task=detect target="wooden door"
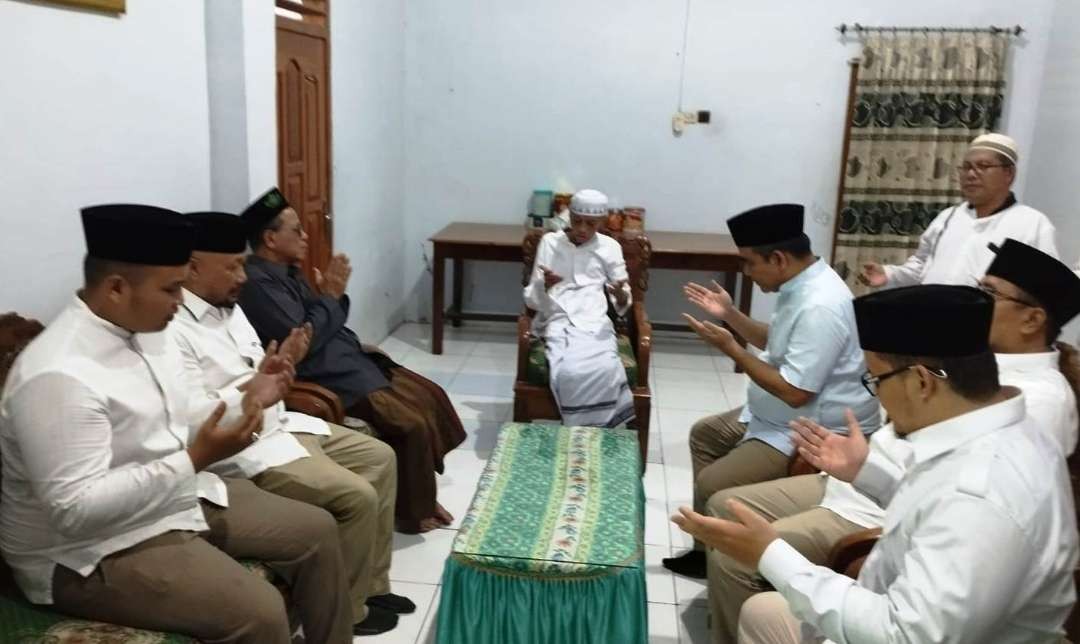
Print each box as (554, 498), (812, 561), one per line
(276, 0), (332, 284)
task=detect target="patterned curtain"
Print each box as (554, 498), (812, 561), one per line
(831, 31), (1012, 295)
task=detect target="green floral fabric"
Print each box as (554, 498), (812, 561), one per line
(452, 423), (643, 574)
(438, 423), (647, 644)
(526, 336), (638, 387)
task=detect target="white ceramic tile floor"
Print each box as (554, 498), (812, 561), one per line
(374, 321), (747, 642)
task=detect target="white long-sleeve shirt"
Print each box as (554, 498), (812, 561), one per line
(884, 199), (1058, 288)
(523, 231), (631, 337)
(760, 391), (1078, 643)
(171, 289), (331, 480)
(820, 349), (1078, 528)
(0, 297), (228, 604)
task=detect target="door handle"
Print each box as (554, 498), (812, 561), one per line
(324, 212), (332, 222)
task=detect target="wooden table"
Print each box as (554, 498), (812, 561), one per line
(429, 222), (750, 354)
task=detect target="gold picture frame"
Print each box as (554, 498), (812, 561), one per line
(46, 0), (125, 13)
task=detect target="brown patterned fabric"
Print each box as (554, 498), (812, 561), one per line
(832, 31), (1011, 295)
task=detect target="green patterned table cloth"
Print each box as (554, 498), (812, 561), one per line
(436, 423), (646, 644)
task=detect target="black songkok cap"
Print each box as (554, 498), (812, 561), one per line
(81, 204), (193, 266)
(240, 187), (290, 236)
(986, 239), (1080, 326)
(854, 285), (993, 357)
(726, 204), (805, 247)
(187, 212), (248, 254)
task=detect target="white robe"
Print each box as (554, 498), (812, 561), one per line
(883, 199), (1058, 288)
(524, 231), (634, 428)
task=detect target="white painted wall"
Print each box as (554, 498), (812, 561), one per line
(205, 0), (277, 212)
(0, 0), (211, 321)
(331, 0), (408, 342)
(1026, 0), (1080, 341)
(401, 0), (1054, 326)
(1027, 0), (1080, 268)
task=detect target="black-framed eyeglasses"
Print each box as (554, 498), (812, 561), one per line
(975, 283), (1039, 308)
(861, 365), (948, 397)
(955, 162), (1010, 176)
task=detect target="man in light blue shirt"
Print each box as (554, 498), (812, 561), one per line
(663, 203), (880, 578)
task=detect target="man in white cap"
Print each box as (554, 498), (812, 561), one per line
(523, 188), (635, 428)
(860, 133), (1059, 288)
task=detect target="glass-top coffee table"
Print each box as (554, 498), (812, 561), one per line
(436, 422), (647, 644)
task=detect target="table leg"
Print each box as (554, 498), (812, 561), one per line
(738, 271), (753, 319)
(432, 244), (445, 355)
(737, 272), (754, 375)
(723, 271), (744, 347)
(452, 257), (464, 328)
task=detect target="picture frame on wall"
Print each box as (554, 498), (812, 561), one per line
(45, 0), (125, 13)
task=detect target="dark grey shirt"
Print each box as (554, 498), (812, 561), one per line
(239, 255), (390, 408)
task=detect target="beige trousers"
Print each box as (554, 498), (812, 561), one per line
(705, 474), (862, 644)
(253, 423), (397, 623)
(52, 478), (353, 644)
(689, 407), (791, 550)
(737, 592), (806, 644)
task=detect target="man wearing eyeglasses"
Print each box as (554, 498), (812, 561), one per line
(859, 133), (1058, 289)
(683, 242), (1080, 644)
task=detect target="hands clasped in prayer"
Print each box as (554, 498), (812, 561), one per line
(315, 253), (352, 299)
(198, 323), (313, 471)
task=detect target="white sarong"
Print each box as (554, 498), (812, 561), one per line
(545, 325), (635, 428)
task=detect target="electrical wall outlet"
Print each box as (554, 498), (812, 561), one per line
(671, 110), (707, 136)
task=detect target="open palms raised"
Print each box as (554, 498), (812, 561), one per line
(790, 409), (869, 482)
(684, 280), (733, 320)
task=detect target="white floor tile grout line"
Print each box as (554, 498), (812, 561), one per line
(411, 584), (441, 644)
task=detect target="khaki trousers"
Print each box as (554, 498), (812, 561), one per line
(689, 407), (790, 549)
(52, 478), (353, 644)
(737, 592), (805, 644)
(706, 475), (862, 644)
(253, 423), (397, 623)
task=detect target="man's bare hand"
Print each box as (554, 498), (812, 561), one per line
(187, 400), (264, 471)
(606, 280), (629, 306)
(540, 265), (563, 290)
(315, 253), (351, 298)
(240, 341), (293, 409)
(671, 501), (778, 570)
(858, 263), (887, 288)
(790, 409), (869, 482)
(279, 323), (313, 364)
(683, 313), (737, 354)
(683, 280), (733, 320)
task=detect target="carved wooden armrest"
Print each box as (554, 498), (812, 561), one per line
(632, 302), (652, 386)
(828, 527), (882, 578)
(360, 343), (390, 359)
(284, 381), (345, 425)
(517, 309), (533, 382)
(787, 453), (820, 477)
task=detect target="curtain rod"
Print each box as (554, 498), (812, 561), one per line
(836, 24), (1023, 36)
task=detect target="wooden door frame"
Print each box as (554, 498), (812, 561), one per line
(275, 0), (334, 256)
(830, 59), (860, 265)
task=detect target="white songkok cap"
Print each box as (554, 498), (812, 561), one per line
(969, 133), (1018, 165)
(569, 189), (609, 217)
